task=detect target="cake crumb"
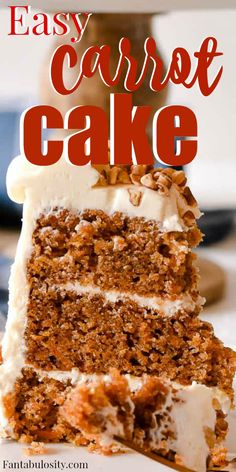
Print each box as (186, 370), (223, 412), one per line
(112, 236), (127, 251)
(211, 445), (228, 467)
(24, 442), (47, 456)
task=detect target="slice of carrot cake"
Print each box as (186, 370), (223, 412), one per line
(0, 157), (235, 472)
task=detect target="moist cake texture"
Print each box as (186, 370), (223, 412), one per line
(0, 157), (235, 472)
(60, 369), (229, 471)
(28, 209), (201, 297)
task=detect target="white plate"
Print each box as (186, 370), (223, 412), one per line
(0, 411), (236, 472)
(0, 441), (173, 472)
(0, 438), (235, 472)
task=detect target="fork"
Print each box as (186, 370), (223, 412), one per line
(114, 436), (235, 472)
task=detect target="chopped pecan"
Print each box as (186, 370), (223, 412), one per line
(140, 173), (158, 190)
(128, 188), (143, 206)
(182, 186), (197, 207)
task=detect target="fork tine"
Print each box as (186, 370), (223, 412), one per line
(208, 469), (229, 471)
(208, 468), (235, 471)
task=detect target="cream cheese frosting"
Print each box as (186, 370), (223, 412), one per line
(7, 155), (201, 231)
(58, 282), (204, 314)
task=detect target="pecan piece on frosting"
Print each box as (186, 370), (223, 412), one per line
(172, 170), (187, 187)
(128, 188), (143, 206)
(162, 167), (175, 176)
(130, 165), (149, 185)
(157, 184), (170, 197)
(130, 174), (142, 186)
(182, 186), (197, 207)
(118, 170), (131, 184)
(93, 164), (198, 214)
(140, 173), (158, 190)
(108, 166), (120, 185)
(131, 165), (148, 176)
(182, 210), (196, 227)
(97, 173), (108, 186)
(155, 172), (172, 189)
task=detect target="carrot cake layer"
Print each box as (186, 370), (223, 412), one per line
(24, 285), (236, 398)
(27, 208), (202, 298)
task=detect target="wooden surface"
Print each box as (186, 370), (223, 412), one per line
(0, 229), (19, 259)
(198, 257), (226, 306)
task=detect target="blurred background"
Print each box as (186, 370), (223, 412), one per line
(0, 5), (235, 352)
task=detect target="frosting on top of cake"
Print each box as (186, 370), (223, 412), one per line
(7, 155), (201, 232)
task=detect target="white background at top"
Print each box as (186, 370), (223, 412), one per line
(0, 7), (236, 208)
(1, 0), (236, 11)
(153, 11), (236, 209)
